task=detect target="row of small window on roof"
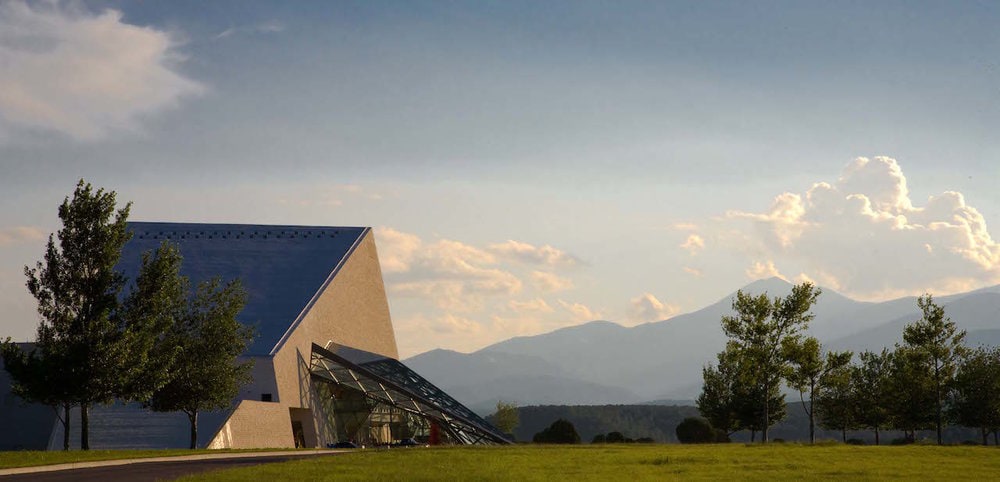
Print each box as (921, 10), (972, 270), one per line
(134, 230), (341, 240)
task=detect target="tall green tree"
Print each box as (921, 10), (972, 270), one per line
(783, 336), (852, 443)
(146, 278), (255, 449)
(492, 400), (520, 436)
(719, 282), (821, 442)
(902, 295), (967, 444)
(951, 346), (1000, 445)
(23, 180), (132, 450)
(886, 346), (936, 441)
(116, 242), (188, 402)
(851, 349), (892, 445)
(814, 352), (855, 442)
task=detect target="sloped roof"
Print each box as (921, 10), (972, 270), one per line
(118, 222), (368, 356)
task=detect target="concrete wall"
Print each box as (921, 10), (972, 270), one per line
(211, 229), (399, 449)
(207, 400), (293, 449)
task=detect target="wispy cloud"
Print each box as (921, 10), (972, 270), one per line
(214, 20), (285, 40)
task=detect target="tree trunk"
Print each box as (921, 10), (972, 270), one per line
(763, 382), (770, 443)
(62, 403), (71, 451)
(874, 425), (879, 446)
(842, 427), (846, 443)
(188, 411), (198, 449)
(81, 403), (90, 451)
(983, 427), (989, 446)
(750, 430), (756, 443)
(994, 430), (998, 446)
(935, 364), (943, 445)
(808, 380), (815, 444)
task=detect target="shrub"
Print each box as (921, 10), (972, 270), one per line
(533, 419), (581, 444)
(675, 417), (716, 444)
(635, 437), (655, 444)
(591, 434), (606, 444)
(606, 431), (626, 444)
(714, 429), (731, 443)
(846, 438), (866, 446)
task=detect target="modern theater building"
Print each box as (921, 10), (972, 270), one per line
(0, 222), (508, 450)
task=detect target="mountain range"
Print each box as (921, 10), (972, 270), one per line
(404, 277), (1000, 414)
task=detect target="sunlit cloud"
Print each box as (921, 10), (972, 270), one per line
(626, 293), (680, 325)
(0, 1), (203, 141)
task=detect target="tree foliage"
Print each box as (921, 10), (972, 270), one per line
(951, 346), (1000, 445)
(492, 400), (520, 436)
(532, 419), (581, 444)
(146, 277), (254, 449)
(901, 295), (967, 444)
(814, 351), (855, 442)
(783, 337), (851, 443)
(851, 349), (892, 445)
(713, 282), (820, 442)
(21, 180), (132, 450)
(675, 417), (717, 444)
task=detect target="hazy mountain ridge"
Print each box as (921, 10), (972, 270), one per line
(404, 278), (1000, 411)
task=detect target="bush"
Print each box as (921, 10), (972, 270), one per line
(675, 417), (716, 444)
(890, 437), (913, 446)
(606, 431), (626, 444)
(714, 429), (731, 443)
(591, 434), (606, 444)
(533, 419), (581, 444)
(635, 437), (655, 444)
(846, 438), (866, 446)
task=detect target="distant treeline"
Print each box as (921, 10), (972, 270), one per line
(507, 403), (986, 444)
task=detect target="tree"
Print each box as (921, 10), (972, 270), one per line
(116, 242), (189, 404)
(783, 337), (852, 444)
(902, 295), (967, 444)
(676, 417), (716, 444)
(0, 340), (76, 450)
(605, 431), (626, 443)
(718, 282), (821, 442)
(814, 352), (855, 442)
(492, 400), (520, 436)
(851, 349), (892, 445)
(951, 346), (1000, 445)
(146, 278), (255, 449)
(886, 346), (936, 441)
(23, 180), (132, 450)
(532, 419), (580, 444)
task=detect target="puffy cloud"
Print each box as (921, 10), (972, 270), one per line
(745, 260), (786, 281)
(557, 299), (602, 322)
(508, 298), (554, 314)
(530, 270), (574, 292)
(0, 226), (45, 246)
(721, 156), (1000, 299)
(487, 240), (580, 268)
(375, 227), (421, 273)
(680, 234), (705, 255)
(0, 2), (203, 141)
(627, 293), (680, 325)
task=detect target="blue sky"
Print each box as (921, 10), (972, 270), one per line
(2, 1), (999, 356)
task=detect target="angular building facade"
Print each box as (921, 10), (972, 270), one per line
(1, 222), (508, 449)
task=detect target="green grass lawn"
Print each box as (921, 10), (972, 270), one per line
(0, 448), (300, 470)
(176, 444), (1000, 481)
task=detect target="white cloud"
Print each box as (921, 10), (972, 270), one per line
(530, 270), (574, 292)
(680, 234), (705, 255)
(0, 226), (46, 246)
(682, 266), (703, 277)
(627, 293), (680, 325)
(557, 299), (602, 322)
(720, 156), (1000, 299)
(487, 240), (580, 268)
(745, 260), (786, 281)
(0, 1), (203, 141)
(508, 297), (554, 314)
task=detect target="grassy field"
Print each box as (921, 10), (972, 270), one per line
(0, 448), (299, 469)
(176, 444), (1000, 481)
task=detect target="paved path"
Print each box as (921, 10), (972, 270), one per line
(0, 450), (346, 482)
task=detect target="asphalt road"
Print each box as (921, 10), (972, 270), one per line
(1, 453), (342, 482)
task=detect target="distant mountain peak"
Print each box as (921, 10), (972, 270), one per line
(741, 276), (793, 293)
